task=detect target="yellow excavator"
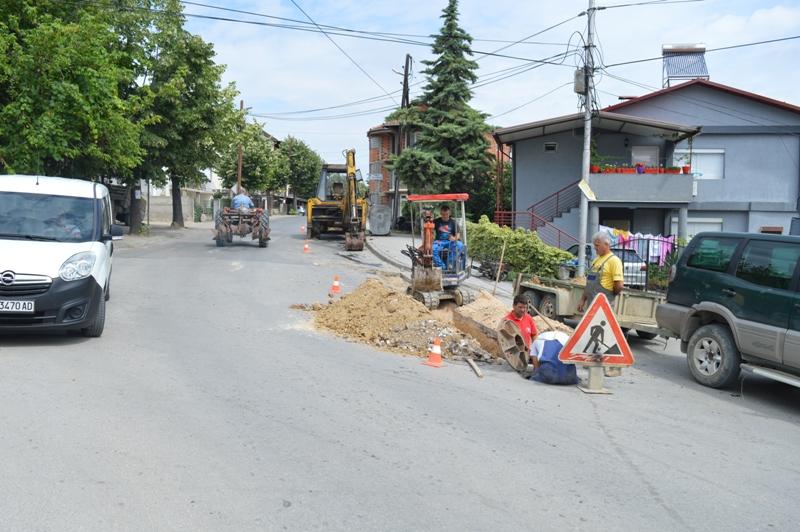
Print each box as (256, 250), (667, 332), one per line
(306, 149), (367, 251)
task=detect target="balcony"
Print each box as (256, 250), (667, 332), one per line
(587, 172), (693, 203)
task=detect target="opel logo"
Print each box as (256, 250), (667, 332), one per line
(0, 271), (15, 286)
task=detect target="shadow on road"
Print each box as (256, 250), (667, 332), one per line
(632, 337), (800, 418)
(0, 332), (92, 348)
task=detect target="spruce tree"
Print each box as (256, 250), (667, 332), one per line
(391, 0), (493, 219)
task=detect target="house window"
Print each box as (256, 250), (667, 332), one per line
(368, 162), (383, 181)
(631, 146), (659, 167)
(409, 131), (418, 147)
(544, 142), (558, 152)
(674, 149), (724, 179)
(369, 136), (381, 149)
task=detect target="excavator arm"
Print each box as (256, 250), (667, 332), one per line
(343, 149), (366, 251)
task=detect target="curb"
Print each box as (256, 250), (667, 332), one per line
(365, 238), (411, 272)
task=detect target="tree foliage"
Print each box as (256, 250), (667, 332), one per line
(390, 0), (494, 220)
(217, 122), (286, 194)
(0, 4), (143, 176)
(278, 136), (323, 206)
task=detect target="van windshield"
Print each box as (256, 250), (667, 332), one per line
(0, 192), (97, 243)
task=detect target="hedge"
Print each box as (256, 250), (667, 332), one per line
(466, 215), (573, 277)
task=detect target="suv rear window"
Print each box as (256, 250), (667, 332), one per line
(736, 240), (800, 290)
(686, 237), (740, 272)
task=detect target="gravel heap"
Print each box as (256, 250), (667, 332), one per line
(311, 277), (492, 361)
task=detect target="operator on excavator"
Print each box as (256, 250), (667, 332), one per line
(432, 204), (465, 270)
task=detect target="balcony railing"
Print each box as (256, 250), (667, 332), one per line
(494, 210), (578, 249)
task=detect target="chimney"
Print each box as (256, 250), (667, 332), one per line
(662, 43), (709, 88)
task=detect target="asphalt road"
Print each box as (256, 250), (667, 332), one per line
(1, 216), (799, 531)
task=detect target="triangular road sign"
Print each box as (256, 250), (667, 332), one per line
(558, 293), (634, 366)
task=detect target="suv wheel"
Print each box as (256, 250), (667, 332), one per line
(686, 324), (741, 388)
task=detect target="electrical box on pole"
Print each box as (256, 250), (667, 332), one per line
(574, 68), (586, 94)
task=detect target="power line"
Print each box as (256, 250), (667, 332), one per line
(601, 0), (706, 8)
(254, 48), (579, 118)
(604, 34), (800, 68)
(180, 1), (569, 46)
(475, 14), (583, 59)
(490, 82), (573, 119)
(289, 0), (398, 105)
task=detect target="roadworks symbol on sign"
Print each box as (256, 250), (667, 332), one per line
(558, 293), (635, 366)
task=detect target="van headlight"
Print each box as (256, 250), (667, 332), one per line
(59, 252), (96, 281)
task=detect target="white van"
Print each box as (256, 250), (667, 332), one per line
(0, 175), (123, 337)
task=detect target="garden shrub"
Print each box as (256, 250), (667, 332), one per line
(466, 216), (573, 277)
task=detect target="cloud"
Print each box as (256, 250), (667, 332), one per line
(184, 0), (800, 172)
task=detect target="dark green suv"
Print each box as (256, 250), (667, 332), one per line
(656, 232), (800, 388)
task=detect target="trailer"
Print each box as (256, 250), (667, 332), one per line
(214, 207), (270, 248)
(512, 275), (671, 339)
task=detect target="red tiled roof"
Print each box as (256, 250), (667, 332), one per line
(602, 79), (800, 115)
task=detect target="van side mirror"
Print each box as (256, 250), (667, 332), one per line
(109, 224), (124, 241)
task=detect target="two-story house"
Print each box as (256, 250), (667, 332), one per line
(494, 72), (800, 248)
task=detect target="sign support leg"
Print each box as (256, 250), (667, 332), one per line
(578, 363), (612, 394)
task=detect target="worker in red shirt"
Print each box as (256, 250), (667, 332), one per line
(504, 295), (539, 349)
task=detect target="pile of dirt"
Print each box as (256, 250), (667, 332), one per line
(311, 277), (492, 361)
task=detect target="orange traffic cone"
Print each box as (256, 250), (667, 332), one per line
(423, 337), (444, 368)
(303, 241), (310, 253)
(330, 275), (341, 295)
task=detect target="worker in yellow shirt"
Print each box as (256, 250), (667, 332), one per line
(577, 231), (624, 312)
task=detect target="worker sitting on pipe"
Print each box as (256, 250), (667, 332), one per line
(432, 204), (465, 271)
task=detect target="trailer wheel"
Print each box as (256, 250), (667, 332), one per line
(538, 294), (557, 319)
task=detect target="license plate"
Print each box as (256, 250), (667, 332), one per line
(0, 300), (35, 313)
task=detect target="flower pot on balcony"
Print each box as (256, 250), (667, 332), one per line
(666, 167), (680, 174)
(658, 168), (665, 174)
(590, 164), (601, 173)
(635, 165), (645, 174)
(644, 167), (658, 174)
(621, 167), (635, 174)
(682, 165), (692, 174)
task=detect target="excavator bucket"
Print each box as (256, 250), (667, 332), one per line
(345, 231), (365, 251)
(411, 266), (443, 292)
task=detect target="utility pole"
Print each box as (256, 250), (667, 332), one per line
(392, 54), (412, 229)
(577, 1), (597, 278)
(236, 99), (244, 194)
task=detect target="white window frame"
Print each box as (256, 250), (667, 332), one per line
(674, 149), (725, 180)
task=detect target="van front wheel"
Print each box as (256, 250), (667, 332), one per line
(82, 292), (106, 338)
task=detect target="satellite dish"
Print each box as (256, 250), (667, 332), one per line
(369, 205), (392, 236)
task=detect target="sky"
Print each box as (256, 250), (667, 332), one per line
(183, 0), (800, 172)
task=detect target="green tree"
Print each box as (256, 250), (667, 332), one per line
(0, 5), (143, 177)
(279, 136), (323, 210)
(141, 24), (233, 227)
(217, 121), (287, 195)
(389, 0), (494, 220)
